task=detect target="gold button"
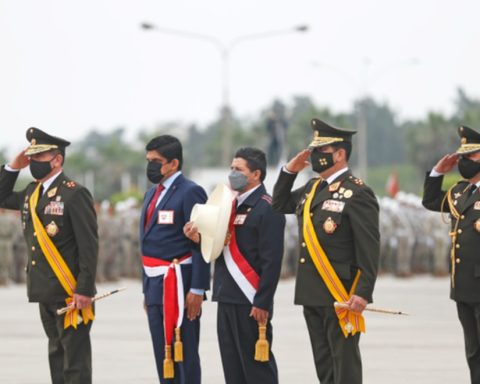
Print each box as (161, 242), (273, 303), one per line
(458, 229), (463, 234)
(24, 267), (27, 272)
(461, 215), (465, 219)
(301, 242), (306, 247)
(33, 232), (37, 237)
(456, 258), (461, 264)
(300, 258), (306, 264)
(456, 244), (460, 249)
(31, 260), (36, 266)
(310, 213), (313, 217)
(31, 246), (35, 251)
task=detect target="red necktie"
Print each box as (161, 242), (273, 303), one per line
(144, 184), (165, 229)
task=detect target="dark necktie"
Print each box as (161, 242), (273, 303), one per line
(318, 180), (328, 191)
(144, 184), (165, 228)
(39, 183), (44, 198)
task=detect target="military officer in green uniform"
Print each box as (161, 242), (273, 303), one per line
(422, 125), (480, 384)
(272, 119), (380, 384)
(0, 128), (98, 384)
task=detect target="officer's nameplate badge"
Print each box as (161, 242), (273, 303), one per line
(44, 202), (64, 216)
(323, 217), (337, 234)
(234, 214), (247, 225)
(322, 199), (345, 213)
(158, 210), (174, 224)
(474, 201), (480, 210)
(46, 221), (59, 237)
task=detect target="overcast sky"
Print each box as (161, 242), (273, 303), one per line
(1, 0), (478, 158)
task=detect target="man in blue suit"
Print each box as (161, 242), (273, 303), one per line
(140, 135), (209, 383)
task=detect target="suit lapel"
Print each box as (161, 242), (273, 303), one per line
(144, 174), (184, 234)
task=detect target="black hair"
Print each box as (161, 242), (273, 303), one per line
(49, 148), (65, 165)
(145, 135), (183, 170)
(234, 147), (267, 182)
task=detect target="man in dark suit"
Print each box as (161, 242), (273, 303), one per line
(272, 119), (379, 384)
(185, 147), (285, 384)
(141, 135), (209, 383)
(0, 128), (98, 384)
(422, 125), (480, 383)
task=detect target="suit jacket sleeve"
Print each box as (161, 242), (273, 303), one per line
(69, 187), (98, 296)
(253, 207), (286, 310)
(272, 168), (306, 214)
(348, 187), (380, 302)
(0, 166), (24, 210)
(422, 172), (448, 212)
(182, 184), (210, 291)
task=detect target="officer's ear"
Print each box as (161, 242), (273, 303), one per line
(169, 158), (180, 172)
(334, 147), (347, 163)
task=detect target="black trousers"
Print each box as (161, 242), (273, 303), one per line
(39, 302), (93, 384)
(303, 305), (362, 384)
(217, 303), (278, 384)
(146, 304), (202, 384)
(456, 301), (480, 384)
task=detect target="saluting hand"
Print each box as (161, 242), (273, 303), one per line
(9, 149), (30, 170)
(183, 222), (200, 244)
(285, 149), (312, 173)
(433, 154), (460, 174)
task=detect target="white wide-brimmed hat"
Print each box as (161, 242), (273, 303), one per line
(190, 183), (235, 263)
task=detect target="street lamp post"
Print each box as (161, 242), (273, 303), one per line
(141, 23), (308, 165)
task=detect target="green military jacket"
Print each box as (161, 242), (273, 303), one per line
(0, 166), (98, 303)
(422, 173), (480, 303)
(272, 168), (380, 307)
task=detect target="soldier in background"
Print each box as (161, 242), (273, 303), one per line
(0, 208), (15, 285)
(11, 210), (27, 283)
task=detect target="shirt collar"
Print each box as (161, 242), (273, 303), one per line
(41, 170), (62, 194)
(325, 167), (349, 184)
(237, 184), (261, 207)
(161, 171), (181, 191)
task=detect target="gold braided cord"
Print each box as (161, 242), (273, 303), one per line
(456, 143), (480, 154)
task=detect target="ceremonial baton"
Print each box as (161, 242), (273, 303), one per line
(56, 287), (127, 315)
(334, 301), (409, 316)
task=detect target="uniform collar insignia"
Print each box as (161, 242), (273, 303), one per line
(329, 181), (341, 192)
(47, 187), (58, 198)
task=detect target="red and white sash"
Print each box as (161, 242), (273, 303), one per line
(142, 254), (192, 347)
(223, 201), (260, 304)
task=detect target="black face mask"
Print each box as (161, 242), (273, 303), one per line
(146, 161), (164, 184)
(310, 150), (335, 173)
(458, 156), (480, 179)
(29, 159), (53, 180)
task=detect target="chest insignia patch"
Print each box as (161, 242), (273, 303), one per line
(234, 214), (247, 225)
(44, 202), (65, 216)
(323, 217), (337, 234)
(45, 221), (59, 237)
(322, 199), (345, 213)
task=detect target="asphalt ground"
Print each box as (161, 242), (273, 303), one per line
(0, 276), (469, 383)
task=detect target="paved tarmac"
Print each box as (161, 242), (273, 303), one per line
(0, 276), (470, 383)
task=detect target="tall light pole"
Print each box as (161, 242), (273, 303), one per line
(313, 58), (418, 181)
(141, 22), (309, 165)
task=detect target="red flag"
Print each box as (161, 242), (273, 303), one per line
(385, 169), (399, 198)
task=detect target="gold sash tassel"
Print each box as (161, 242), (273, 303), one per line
(29, 183), (94, 329)
(303, 179), (365, 337)
(254, 324), (270, 362)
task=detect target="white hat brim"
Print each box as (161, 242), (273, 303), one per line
(190, 184), (234, 263)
